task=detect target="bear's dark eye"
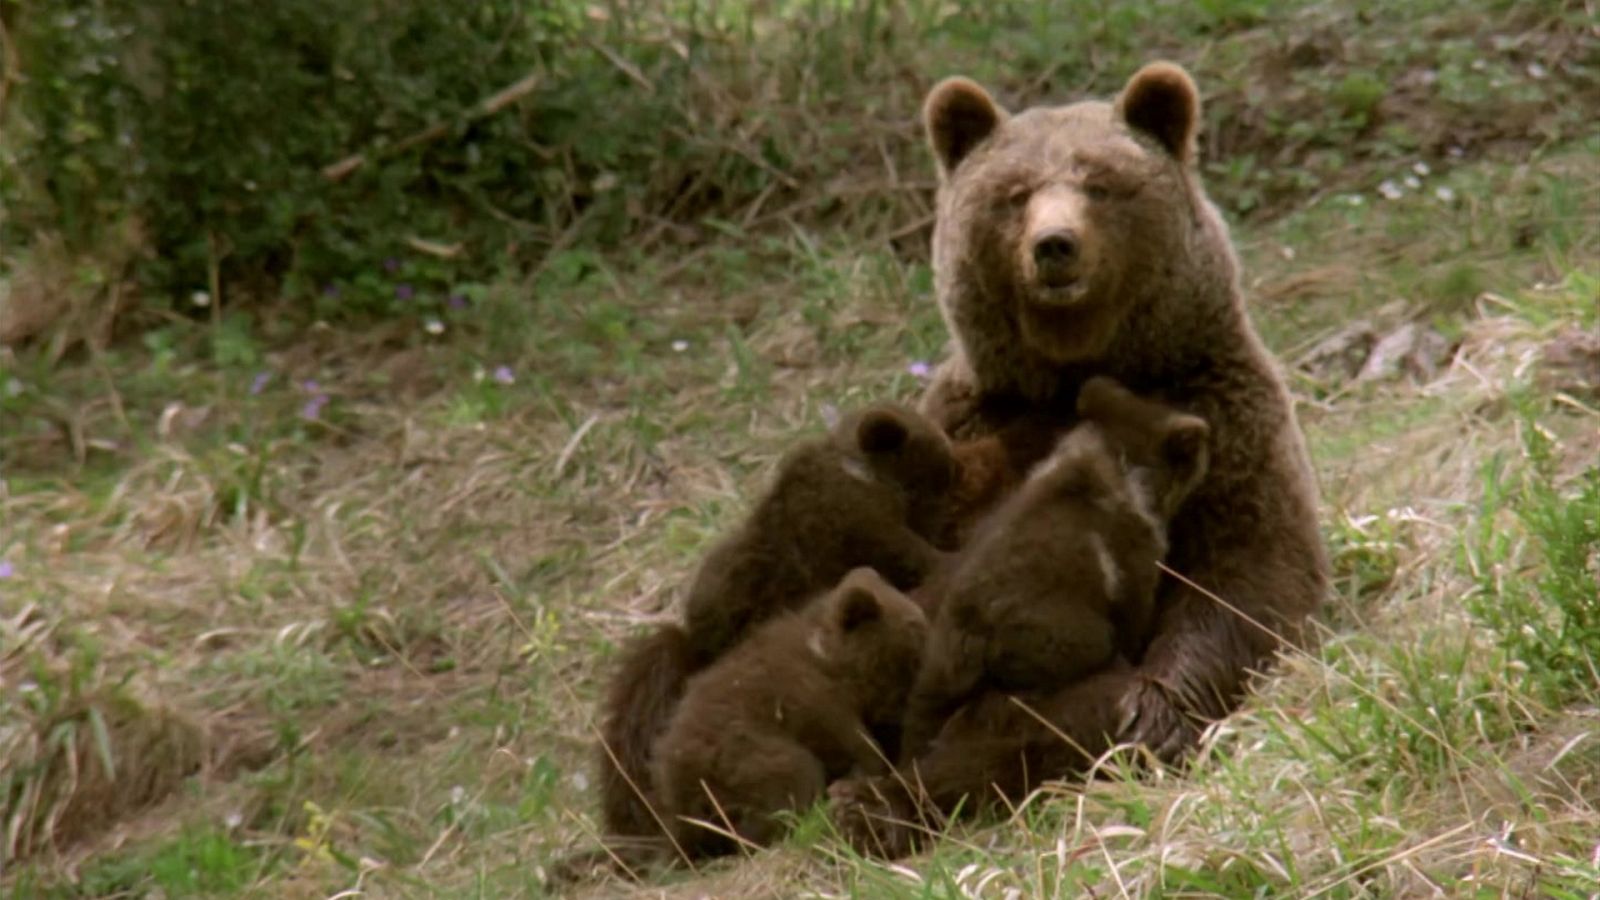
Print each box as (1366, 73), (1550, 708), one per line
(1004, 185), (1032, 209)
(1083, 183), (1113, 202)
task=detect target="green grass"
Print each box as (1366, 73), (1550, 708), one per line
(4, 1), (1600, 897)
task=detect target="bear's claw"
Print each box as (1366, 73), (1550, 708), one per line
(827, 775), (935, 859)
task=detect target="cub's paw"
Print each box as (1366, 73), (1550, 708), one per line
(827, 776), (932, 859)
(1116, 674), (1202, 767)
(917, 356), (983, 437)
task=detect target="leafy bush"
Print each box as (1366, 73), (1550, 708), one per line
(2, 0), (1297, 324)
(1468, 415), (1600, 705)
(7, 1), (602, 316)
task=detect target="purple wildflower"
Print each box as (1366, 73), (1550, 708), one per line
(492, 365), (515, 385)
(323, 283), (341, 298)
(907, 360), (932, 379)
(383, 257), (401, 274)
(447, 293), (469, 311)
(249, 372), (272, 395)
(395, 283), (415, 301)
(301, 379), (321, 393)
(301, 394), (329, 421)
(0, 561), (13, 579)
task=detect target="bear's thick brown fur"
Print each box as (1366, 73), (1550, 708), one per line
(595, 624), (697, 841)
(594, 403), (957, 844)
(682, 402), (957, 664)
(900, 377), (1209, 760)
(652, 567), (928, 860)
(940, 410), (1072, 549)
(831, 61), (1328, 854)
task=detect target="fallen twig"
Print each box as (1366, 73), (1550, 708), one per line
(321, 71), (543, 183)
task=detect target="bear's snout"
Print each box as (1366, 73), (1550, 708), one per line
(1020, 186), (1095, 304)
(1031, 230), (1080, 286)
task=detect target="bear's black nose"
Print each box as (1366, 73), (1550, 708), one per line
(1032, 231), (1079, 268)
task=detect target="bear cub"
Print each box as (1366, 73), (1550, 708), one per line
(901, 377), (1209, 759)
(595, 402), (957, 844)
(652, 567), (928, 859)
(681, 402), (957, 665)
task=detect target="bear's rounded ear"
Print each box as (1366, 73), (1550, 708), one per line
(1116, 61), (1201, 164)
(1160, 416), (1210, 476)
(857, 409), (910, 455)
(924, 77), (1005, 177)
(836, 585), (882, 633)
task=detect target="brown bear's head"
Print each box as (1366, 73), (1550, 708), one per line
(923, 62), (1207, 374)
(813, 567), (929, 721)
(1076, 375), (1210, 520)
(841, 403), (961, 539)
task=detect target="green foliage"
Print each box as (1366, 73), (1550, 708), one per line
(68, 827), (265, 897)
(4, 0), (673, 316)
(1468, 412), (1600, 705)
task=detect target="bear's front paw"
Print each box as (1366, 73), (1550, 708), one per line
(917, 357), (983, 437)
(1116, 674), (1201, 766)
(827, 775), (934, 859)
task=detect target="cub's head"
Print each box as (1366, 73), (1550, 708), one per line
(839, 403), (960, 535)
(924, 62), (1203, 365)
(1076, 376), (1210, 520)
(813, 568), (928, 718)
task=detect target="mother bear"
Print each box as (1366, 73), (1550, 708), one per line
(831, 61), (1328, 854)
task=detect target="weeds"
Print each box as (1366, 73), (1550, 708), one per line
(1468, 409), (1600, 707)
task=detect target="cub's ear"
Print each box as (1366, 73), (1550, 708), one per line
(836, 585), (883, 633)
(1075, 375), (1131, 420)
(1116, 61), (1201, 164)
(1160, 416), (1211, 478)
(1037, 429), (1104, 499)
(856, 408), (911, 455)
(924, 77), (1005, 177)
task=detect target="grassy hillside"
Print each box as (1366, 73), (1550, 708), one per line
(2, 1), (1597, 896)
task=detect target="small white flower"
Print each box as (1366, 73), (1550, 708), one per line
(571, 771), (590, 791)
(191, 290), (211, 308)
(593, 172), (619, 192)
(224, 811), (243, 830)
(1412, 161), (1431, 177)
(4, 378), (22, 397)
(1435, 186), (1456, 203)
(671, 339), (689, 352)
(1343, 193), (1366, 207)
(1527, 62), (1548, 80)
(424, 317), (445, 335)
(450, 785), (466, 805)
(1377, 180), (1403, 200)
(1403, 175), (1422, 190)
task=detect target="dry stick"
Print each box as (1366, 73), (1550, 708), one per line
(587, 38), (654, 94)
(689, 779), (767, 858)
(321, 71), (544, 183)
(0, 10), (18, 125)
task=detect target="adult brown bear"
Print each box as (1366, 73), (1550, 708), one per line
(830, 61), (1328, 856)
